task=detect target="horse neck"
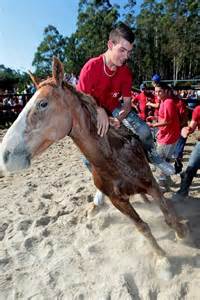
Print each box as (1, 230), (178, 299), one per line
(63, 87), (108, 165)
(63, 88), (95, 141)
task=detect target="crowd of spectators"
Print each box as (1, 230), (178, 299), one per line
(131, 85), (200, 123)
(130, 75), (200, 195)
(0, 72), (80, 128)
(0, 84), (36, 127)
(64, 73), (78, 86)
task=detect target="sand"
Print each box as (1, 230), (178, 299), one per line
(0, 128), (200, 300)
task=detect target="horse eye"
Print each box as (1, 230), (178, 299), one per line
(38, 100), (48, 110)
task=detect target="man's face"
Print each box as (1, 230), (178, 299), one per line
(155, 87), (166, 101)
(108, 37), (133, 67)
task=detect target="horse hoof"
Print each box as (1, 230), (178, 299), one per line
(156, 257), (173, 280)
(175, 227), (193, 247)
(175, 222), (189, 241)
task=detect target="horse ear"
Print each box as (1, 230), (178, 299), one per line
(52, 57), (64, 86)
(28, 70), (39, 89)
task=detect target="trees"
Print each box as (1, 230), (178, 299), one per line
(32, 25), (66, 77)
(0, 65), (34, 92)
(70, 0), (119, 73)
(32, 1), (119, 76)
(0, 65), (20, 91)
(135, 0), (200, 82)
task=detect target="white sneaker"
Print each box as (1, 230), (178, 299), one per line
(93, 190), (105, 206)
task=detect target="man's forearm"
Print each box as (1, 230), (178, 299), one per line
(152, 121), (169, 128)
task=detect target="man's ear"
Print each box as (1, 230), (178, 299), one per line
(108, 40), (113, 50)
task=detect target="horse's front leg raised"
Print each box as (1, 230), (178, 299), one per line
(109, 195), (165, 257)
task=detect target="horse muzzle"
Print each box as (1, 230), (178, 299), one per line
(0, 144), (31, 173)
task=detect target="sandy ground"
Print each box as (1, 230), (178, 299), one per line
(0, 128), (200, 300)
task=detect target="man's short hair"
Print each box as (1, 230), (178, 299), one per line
(155, 82), (171, 91)
(109, 23), (135, 44)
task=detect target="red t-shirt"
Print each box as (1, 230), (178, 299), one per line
(76, 55), (132, 113)
(173, 96), (188, 127)
(133, 91), (147, 120)
(192, 105), (200, 129)
(157, 98), (180, 145)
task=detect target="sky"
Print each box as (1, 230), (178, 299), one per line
(0, 0), (142, 72)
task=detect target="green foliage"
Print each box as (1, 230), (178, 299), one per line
(123, 0), (136, 27)
(134, 0), (200, 82)
(0, 65), (31, 93)
(32, 25), (66, 76)
(0, 65), (33, 92)
(0, 65), (20, 90)
(70, 0), (119, 73)
(0, 65), (19, 81)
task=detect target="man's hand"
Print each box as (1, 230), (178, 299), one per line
(146, 116), (156, 122)
(117, 97), (131, 122)
(147, 122), (154, 128)
(109, 117), (120, 129)
(181, 126), (190, 138)
(96, 107), (109, 137)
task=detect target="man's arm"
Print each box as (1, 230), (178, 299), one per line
(146, 101), (159, 109)
(148, 99), (172, 128)
(148, 119), (170, 128)
(96, 107), (110, 137)
(181, 120), (197, 138)
(77, 62), (109, 137)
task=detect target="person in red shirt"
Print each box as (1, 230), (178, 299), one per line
(147, 82), (181, 186)
(132, 83), (148, 120)
(146, 74), (161, 118)
(146, 94), (160, 118)
(175, 105), (200, 199)
(77, 24), (174, 204)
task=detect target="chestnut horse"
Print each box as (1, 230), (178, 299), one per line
(0, 58), (187, 257)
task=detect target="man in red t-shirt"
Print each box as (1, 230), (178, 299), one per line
(175, 105), (200, 199)
(77, 24), (174, 204)
(146, 94), (160, 118)
(132, 83), (151, 121)
(147, 82), (180, 186)
(77, 30), (134, 138)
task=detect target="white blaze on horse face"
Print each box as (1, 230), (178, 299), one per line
(0, 90), (42, 172)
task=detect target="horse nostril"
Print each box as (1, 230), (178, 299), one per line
(3, 150), (10, 164)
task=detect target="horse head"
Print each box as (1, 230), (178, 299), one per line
(0, 57), (73, 173)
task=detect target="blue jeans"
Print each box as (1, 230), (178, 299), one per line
(188, 141), (200, 169)
(173, 136), (187, 159)
(112, 107), (162, 164)
(112, 107), (154, 152)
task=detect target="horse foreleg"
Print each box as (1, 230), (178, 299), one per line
(148, 186), (188, 239)
(109, 196), (165, 257)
